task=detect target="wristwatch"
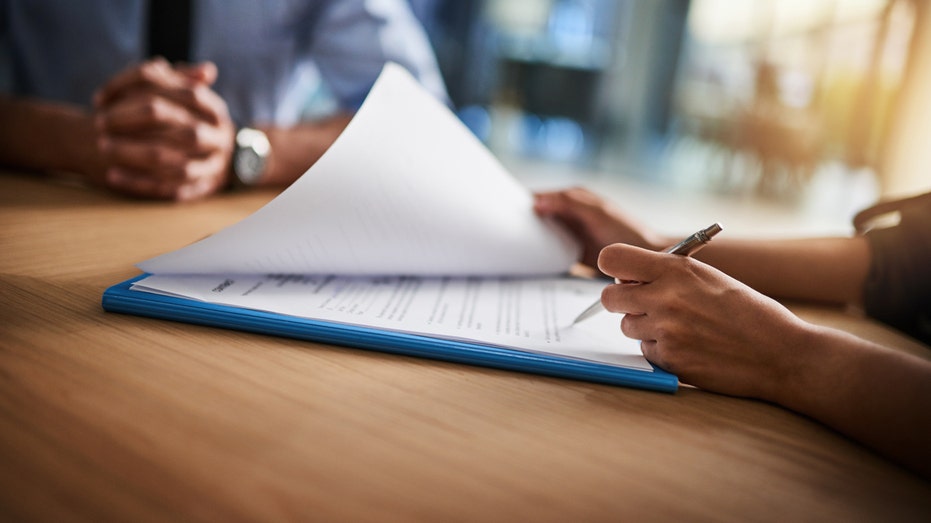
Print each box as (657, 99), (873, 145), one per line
(231, 127), (271, 186)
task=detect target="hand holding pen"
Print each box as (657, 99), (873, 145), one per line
(572, 223), (723, 324)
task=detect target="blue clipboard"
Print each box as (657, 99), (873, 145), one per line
(102, 274), (678, 393)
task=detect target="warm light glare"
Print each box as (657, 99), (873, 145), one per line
(676, 0), (927, 198)
(689, 0), (888, 44)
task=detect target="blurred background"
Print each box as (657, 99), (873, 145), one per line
(389, 0), (931, 235)
(5, 0), (926, 235)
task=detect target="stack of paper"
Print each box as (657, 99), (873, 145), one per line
(104, 64), (676, 392)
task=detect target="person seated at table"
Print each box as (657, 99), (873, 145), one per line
(0, 0), (447, 201)
(534, 187), (931, 478)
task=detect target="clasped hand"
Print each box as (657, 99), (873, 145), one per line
(93, 58), (236, 201)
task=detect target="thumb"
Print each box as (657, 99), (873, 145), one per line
(176, 61), (218, 85)
(597, 243), (665, 283)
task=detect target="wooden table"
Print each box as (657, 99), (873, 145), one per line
(2, 172), (929, 521)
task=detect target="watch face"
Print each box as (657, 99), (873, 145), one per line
(234, 148), (265, 183)
(234, 128), (270, 185)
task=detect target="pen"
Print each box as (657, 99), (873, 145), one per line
(571, 222), (723, 325)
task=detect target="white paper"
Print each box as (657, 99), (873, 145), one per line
(128, 64), (646, 373)
(138, 63), (579, 276)
(132, 273), (651, 371)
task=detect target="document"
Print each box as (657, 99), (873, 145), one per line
(138, 63), (579, 277)
(111, 63), (664, 386)
(132, 273), (651, 371)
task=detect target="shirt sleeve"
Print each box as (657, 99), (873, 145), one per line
(0, 0), (11, 94)
(306, 0), (448, 110)
(863, 196), (931, 344)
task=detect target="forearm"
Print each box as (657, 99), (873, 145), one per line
(0, 96), (106, 179)
(776, 323), (931, 478)
(256, 113), (352, 186)
(691, 237), (871, 305)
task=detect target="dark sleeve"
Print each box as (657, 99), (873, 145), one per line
(863, 199), (931, 345)
(0, 0), (10, 94)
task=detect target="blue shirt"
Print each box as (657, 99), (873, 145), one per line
(0, 0), (448, 126)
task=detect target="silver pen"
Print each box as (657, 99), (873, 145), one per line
(571, 223), (723, 325)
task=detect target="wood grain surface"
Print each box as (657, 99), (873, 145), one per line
(1, 172), (929, 522)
